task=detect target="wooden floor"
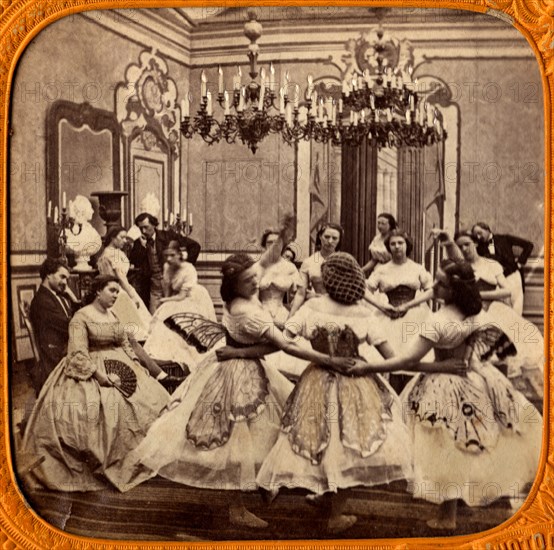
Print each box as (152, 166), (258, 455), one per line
(22, 478), (518, 542)
(9, 362), (529, 543)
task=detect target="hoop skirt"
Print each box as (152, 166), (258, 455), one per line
(108, 302), (294, 492)
(400, 305), (542, 506)
(257, 296), (413, 495)
(20, 309), (170, 492)
(143, 263), (218, 369)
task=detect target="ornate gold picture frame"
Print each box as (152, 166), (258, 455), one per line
(1, 0), (552, 548)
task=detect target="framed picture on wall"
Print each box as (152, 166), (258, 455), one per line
(2, 2), (551, 549)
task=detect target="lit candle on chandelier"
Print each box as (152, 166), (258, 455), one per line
(224, 91), (230, 115)
(233, 66), (242, 91)
(306, 74), (314, 100)
(282, 71), (289, 93)
(201, 70), (207, 99)
(206, 91), (213, 116)
(269, 63), (275, 92)
(409, 94), (415, 111)
(188, 212), (193, 227)
(293, 84), (299, 109)
(258, 81), (265, 111)
(180, 98), (189, 120)
(62, 192), (66, 209)
(331, 100), (337, 126)
(165, 208), (169, 222)
(47, 200), (52, 218)
(285, 102), (293, 126)
(53, 206), (59, 224)
(318, 98), (324, 121)
(176, 201), (181, 216)
(218, 65), (224, 95)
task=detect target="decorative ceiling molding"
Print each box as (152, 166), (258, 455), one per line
(81, 9), (192, 66)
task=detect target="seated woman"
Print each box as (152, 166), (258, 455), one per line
(97, 226), (152, 341)
(364, 230), (434, 392)
(19, 275), (170, 492)
(347, 260), (542, 529)
(433, 229), (544, 403)
(143, 240), (217, 370)
(361, 212), (397, 276)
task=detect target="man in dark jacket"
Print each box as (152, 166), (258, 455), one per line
(129, 212), (201, 313)
(472, 222), (534, 315)
(29, 258), (80, 393)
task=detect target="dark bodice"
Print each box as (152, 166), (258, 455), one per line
(385, 285), (417, 306)
(310, 326), (360, 358)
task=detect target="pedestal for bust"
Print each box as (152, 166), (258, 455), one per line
(91, 190), (128, 233)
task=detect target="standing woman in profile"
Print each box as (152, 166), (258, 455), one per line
(97, 226), (152, 341)
(289, 222), (344, 316)
(361, 212), (397, 276)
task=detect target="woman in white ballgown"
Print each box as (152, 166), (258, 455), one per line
(289, 223), (344, 316)
(347, 259), (542, 530)
(255, 253), (467, 533)
(434, 229), (544, 402)
(143, 240), (216, 370)
(110, 254), (362, 530)
(364, 230), (434, 392)
(97, 226), (152, 341)
(256, 217), (309, 379)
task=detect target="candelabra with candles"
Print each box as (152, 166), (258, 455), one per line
(170, 213), (193, 237)
(180, 9), (446, 153)
(163, 209), (194, 237)
(46, 194), (74, 262)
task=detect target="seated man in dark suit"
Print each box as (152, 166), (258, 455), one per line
(129, 212), (201, 314)
(29, 258), (81, 393)
(472, 221), (534, 315)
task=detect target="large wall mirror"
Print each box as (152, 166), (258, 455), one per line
(46, 100), (121, 238)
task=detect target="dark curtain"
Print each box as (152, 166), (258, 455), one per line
(340, 141), (378, 266)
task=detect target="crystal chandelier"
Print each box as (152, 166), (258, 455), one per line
(180, 9), (447, 153)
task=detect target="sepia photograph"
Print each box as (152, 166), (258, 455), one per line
(6, 3), (547, 544)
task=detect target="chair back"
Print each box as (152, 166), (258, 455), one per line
(19, 299), (41, 363)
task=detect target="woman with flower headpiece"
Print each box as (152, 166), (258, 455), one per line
(20, 275), (170, 492)
(343, 259), (542, 530)
(109, 253), (365, 530)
